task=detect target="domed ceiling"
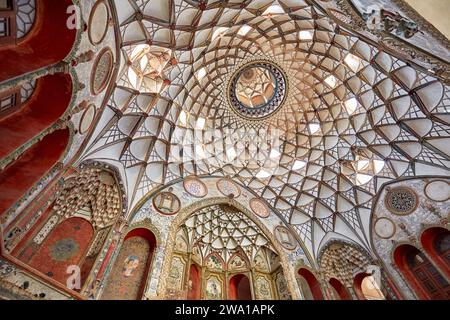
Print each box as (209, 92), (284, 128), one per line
(81, 0), (450, 261)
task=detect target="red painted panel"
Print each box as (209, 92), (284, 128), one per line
(0, 73), (72, 159)
(0, 0), (77, 82)
(0, 128), (69, 215)
(27, 217), (94, 286)
(187, 264), (201, 300)
(101, 229), (156, 300)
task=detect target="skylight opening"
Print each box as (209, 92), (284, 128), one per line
(344, 53), (362, 72)
(324, 75), (337, 88)
(238, 24), (252, 36)
(344, 97), (358, 115)
(299, 30), (313, 41)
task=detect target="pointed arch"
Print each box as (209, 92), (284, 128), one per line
(0, 128), (70, 216)
(298, 268), (324, 300)
(101, 228), (157, 300)
(394, 244), (450, 300)
(0, 73), (73, 159)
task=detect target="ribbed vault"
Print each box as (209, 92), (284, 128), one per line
(81, 0), (450, 262)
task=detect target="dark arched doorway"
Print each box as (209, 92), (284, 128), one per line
(228, 274), (252, 300)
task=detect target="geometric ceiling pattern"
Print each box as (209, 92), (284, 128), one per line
(82, 0), (450, 262)
(177, 204), (273, 264)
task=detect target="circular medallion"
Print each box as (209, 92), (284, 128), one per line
(216, 178), (241, 198)
(91, 47), (114, 95)
(88, 0), (110, 45)
(79, 104), (96, 134)
(152, 189), (181, 215)
(50, 238), (79, 262)
(385, 187), (419, 215)
(227, 61), (288, 120)
(374, 217), (396, 239)
(183, 176), (208, 198)
(274, 226), (297, 250)
(424, 180), (450, 202)
(250, 198), (270, 218)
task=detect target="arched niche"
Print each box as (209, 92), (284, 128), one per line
(297, 268), (324, 300)
(0, 0), (77, 82)
(101, 228), (157, 300)
(187, 263), (201, 300)
(0, 128), (70, 216)
(129, 176), (304, 300)
(0, 73), (73, 159)
(354, 272), (385, 300)
(329, 278), (351, 300)
(27, 216), (94, 285)
(421, 227), (450, 278)
(12, 166), (125, 292)
(229, 274), (252, 300)
(393, 244), (450, 300)
(163, 202), (293, 300)
(318, 240), (373, 300)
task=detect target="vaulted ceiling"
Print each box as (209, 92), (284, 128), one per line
(81, 0), (450, 261)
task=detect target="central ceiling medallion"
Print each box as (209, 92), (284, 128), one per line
(228, 61), (287, 120)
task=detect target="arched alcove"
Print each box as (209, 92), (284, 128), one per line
(354, 272), (385, 300)
(0, 0), (76, 82)
(101, 228), (157, 300)
(229, 274), (252, 300)
(394, 244), (450, 300)
(11, 166), (125, 293)
(164, 203), (291, 300)
(421, 227), (450, 278)
(0, 128), (70, 216)
(298, 268), (324, 300)
(0, 73), (72, 159)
